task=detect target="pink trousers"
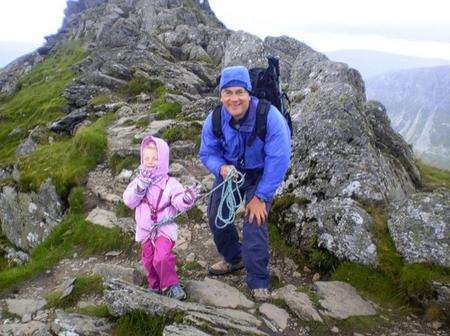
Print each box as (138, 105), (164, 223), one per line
(141, 236), (179, 291)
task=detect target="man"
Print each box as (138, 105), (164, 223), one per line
(199, 65), (291, 301)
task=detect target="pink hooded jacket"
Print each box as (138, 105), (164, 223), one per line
(123, 136), (194, 243)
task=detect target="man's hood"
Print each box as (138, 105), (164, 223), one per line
(140, 135), (170, 180)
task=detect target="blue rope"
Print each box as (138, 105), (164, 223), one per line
(215, 168), (245, 229)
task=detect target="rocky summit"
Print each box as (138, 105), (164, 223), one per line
(0, 0), (449, 335)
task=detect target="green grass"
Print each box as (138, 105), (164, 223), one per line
(0, 42), (85, 167)
(400, 264), (450, 305)
(68, 186), (86, 214)
(150, 98), (182, 120)
(186, 206), (203, 222)
(119, 78), (165, 97)
(45, 275), (104, 309)
(416, 160), (450, 190)
(89, 94), (116, 106)
(67, 304), (111, 318)
(368, 207), (404, 279)
(116, 201), (133, 218)
(332, 262), (405, 308)
(17, 114), (112, 197)
(108, 153), (139, 176)
(113, 310), (184, 336)
(160, 123), (202, 144)
(0, 212), (133, 293)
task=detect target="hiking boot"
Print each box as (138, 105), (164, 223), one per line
(165, 284), (186, 301)
(208, 260), (244, 276)
(251, 288), (271, 302)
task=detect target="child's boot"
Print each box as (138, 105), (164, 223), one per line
(165, 283), (186, 300)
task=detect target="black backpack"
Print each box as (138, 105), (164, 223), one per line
(212, 56), (293, 143)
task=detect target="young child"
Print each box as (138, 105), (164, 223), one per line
(123, 135), (197, 300)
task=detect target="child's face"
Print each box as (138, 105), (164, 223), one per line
(143, 146), (158, 169)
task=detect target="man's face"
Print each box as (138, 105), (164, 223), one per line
(220, 86), (251, 120)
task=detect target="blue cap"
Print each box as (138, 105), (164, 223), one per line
(219, 65), (252, 92)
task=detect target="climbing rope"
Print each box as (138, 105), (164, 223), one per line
(214, 168), (245, 229)
(143, 168), (245, 236)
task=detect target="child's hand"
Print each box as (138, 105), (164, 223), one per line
(182, 185), (199, 204)
(136, 165), (153, 190)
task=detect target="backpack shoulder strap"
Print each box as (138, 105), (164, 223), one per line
(212, 104), (223, 139)
(247, 99), (270, 146)
(255, 99), (270, 141)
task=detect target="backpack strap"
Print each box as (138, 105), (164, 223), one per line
(212, 104), (223, 139)
(248, 99), (270, 146)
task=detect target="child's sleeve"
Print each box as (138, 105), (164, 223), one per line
(123, 178), (145, 209)
(170, 178), (196, 212)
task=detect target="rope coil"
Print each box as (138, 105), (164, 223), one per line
(142, 168), (245, 236)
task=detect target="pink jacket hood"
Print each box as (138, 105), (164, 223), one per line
(140, 135), (170, 184)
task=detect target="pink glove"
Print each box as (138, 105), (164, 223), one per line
(136, 165), (154, 191)
(182, 185), (199, 204)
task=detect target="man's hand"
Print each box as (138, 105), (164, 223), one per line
(245, 196), (268, 226)
(220, 164), (236, 179)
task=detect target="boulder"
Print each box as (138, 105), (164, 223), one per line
(273, 284), (322, 322)
(0, 179), (64, 251)
(50, 310), (112, 335)
(185, 277), (255, 309)
(314, 281), (377, 319)
(388, 188), (450, 267)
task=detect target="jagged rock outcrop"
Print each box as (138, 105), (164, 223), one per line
(388, 188), (450, 267)
(0, 179), (64, 251)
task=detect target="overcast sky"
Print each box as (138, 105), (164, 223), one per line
(1, 0), (450, 62)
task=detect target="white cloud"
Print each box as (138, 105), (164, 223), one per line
(0, 0), (66, 43)
(209, 0), (450, 60)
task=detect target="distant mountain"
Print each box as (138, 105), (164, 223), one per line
(366, 65), (450, 169)
(0, 41), (41, 68)
(325, 49), (450, 80)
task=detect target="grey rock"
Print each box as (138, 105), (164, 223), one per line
(63, 83), (108, 108)
(0, 244), (29, 265)
(51, 310), (112, 335)
(163, 323), (212, 336)
(258, 303), (289, 332)
(5, 298), (47, 322)
(56, 277), (76, 299)
(49, 108), (88, 134)
(273, 284), (322, 322)
(105, 278), (266, 335)
(432, 281), (450, 305)
(314, 281), (377, 319)
(185, 277), (255, 309)
(0, 52), (43, 96)
(223, 31), (267, 69)
(388, 188), (450, 267)
(86, 207), (118, 229)
(0, 321), (50, 336)
(0, 179), (64, 251)
(15, 137), (37, 157)
(307, 198), (378, 266)
(93, 262), (145, 285)
(182, 96), (217, 120)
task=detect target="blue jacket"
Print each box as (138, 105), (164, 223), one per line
(200, 97), (291, 202)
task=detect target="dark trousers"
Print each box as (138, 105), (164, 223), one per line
(207, 170), (270, 289)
